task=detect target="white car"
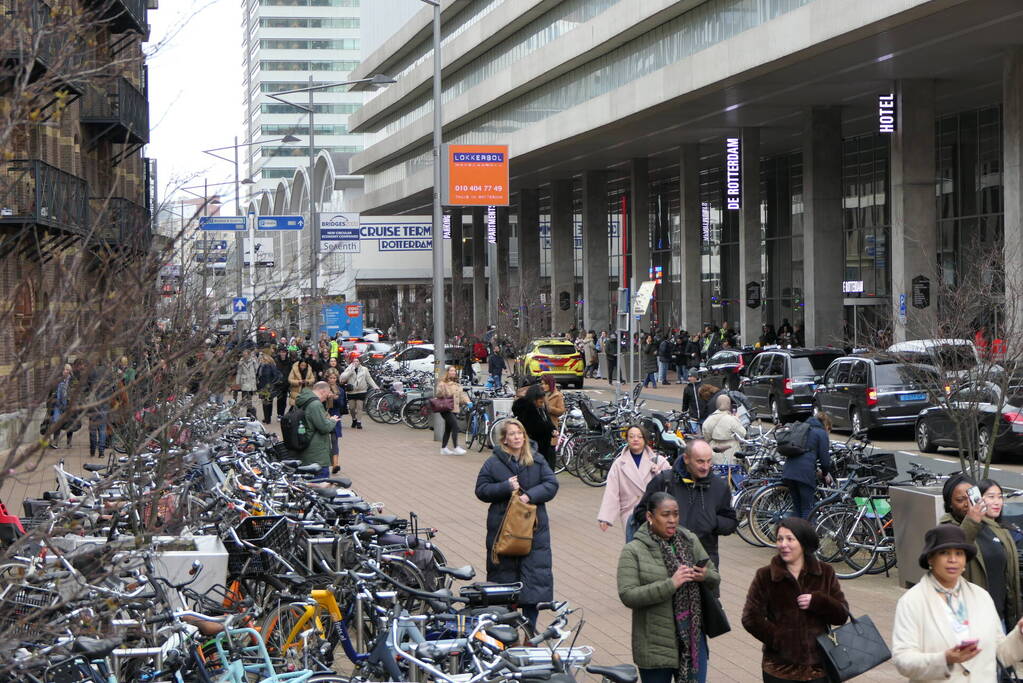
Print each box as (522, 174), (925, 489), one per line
(384, 344), (463, 374)
(887, 339), (1003, 380)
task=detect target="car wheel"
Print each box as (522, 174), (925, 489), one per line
(769, 397), (781, 424)
(573, 378), (584, 389)
(850, 408), (865, 436)
(977, 425), (992, 460)
(916, 420), (938, 453)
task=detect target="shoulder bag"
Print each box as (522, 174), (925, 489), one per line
(491, 488), (537, 563)
(698, 583), (730, 638)
(429, 396), (454, 413)
(815, 613), (891, 682)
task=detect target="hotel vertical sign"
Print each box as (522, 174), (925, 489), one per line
(878, 93), (896, 133)
(725, 137), (741, 210)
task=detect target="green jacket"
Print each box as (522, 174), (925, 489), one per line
(940, 512), (1020, 623)
(295, 388), (335, 467)
(616, 522), (720, 669)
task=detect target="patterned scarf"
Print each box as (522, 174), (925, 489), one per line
(654, 529), (703, 682)
(928, 573), (969, 632)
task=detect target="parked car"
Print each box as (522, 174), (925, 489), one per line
(699, 348), (761, 391)
(813, 355), (943, 433)
(887, 338), (1002, 381)
(514, 338), (585, 388)
(915, 380), (1023, 457)
(740, 348), (844, 422)
(384, 344), (463, 374)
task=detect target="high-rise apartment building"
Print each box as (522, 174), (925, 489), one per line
(241, 0), (366, 193)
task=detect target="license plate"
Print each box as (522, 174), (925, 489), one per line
(900, 392), (927, 402)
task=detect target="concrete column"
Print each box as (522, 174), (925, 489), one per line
(549, 179), (575, 335)
(738, 128), (762, 346)
(517, 189), (541, 341)
(679, 144), (703, 334)
(803, 107), (845, 347)
(630, 158), (651, 331)
(472, 207), (487, 334)
(449, 208), (464, 336)
(582, 171), (610, 332)
(1005, 49), (1023, 342)
(496, 206), (510, 331)
(891, 80), (937, 342)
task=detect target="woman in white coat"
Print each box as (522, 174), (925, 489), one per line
(597, 425), (671, 542)
(893, 525), (1023, 681)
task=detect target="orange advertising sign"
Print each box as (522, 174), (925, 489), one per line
(443, 144), (510, 206)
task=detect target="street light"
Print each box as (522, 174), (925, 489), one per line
(264, 74), (395, 336)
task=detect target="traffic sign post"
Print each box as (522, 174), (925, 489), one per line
(199, 216), (247, 231)
(257, 215), (305, 230)
(232, 297), (249, 320)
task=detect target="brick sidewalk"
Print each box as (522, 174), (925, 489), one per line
(1, 414), (905, 681)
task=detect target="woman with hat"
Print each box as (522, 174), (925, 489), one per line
(742, 517), (848, 682)
(940, 473), (1021, 629)
(892, 525), (1023, 681)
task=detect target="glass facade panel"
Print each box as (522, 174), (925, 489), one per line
(259, 17), (359, 28)
(761, 153), (803, 330)
(260, 60), (360, 72)
(842, 134), (890, 299)
(700, 168), (739, 327)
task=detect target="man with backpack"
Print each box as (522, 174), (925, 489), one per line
(656, 334), (675, 385)
(777, 412), (834, 519)
(284, 381), (340, 478)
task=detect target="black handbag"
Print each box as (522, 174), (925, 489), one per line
(699, 583), (730, 638)
(816, 614), (891, 682)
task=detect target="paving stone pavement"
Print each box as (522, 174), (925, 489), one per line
(1, 413), (906, 681)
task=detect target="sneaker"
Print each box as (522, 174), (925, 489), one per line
(453, 447), (467, 455)
(440, 447), (454, 455)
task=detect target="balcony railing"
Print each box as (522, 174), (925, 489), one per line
(0, 160), (89, 234)
(90, 196), (150, 249)
(0, 0), (58, 83)
(82, 0), (146, 34)
(81, 76), (149, 145)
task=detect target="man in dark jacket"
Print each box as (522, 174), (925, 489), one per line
(656, 335), (674, 385)
(634, 439), (737, 570)
(605, 329), (618, 385)
(512, 384), (557, 468)
(781, 414), (833, 519)
(487, 345), (506, 389)
(273, 346), (293, 421)
(295, 382), (341, 478)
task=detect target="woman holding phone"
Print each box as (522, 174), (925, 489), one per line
(893, 525), (1023, 681)
(940, 473), (1020, 628)
(617, 491), (719, 683)
(742, 517), (848, 682)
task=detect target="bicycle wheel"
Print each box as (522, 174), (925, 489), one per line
(813, 506), (857, 564)
(402, 398), (432, 429)
(866, 522), (897, 575)
(261, 602), (318, 669)
(576, 437), (615, 487)
(477, 414), (493, 451)
(747, 484), (793, 546)
(814, 509), (879, 579)
(732, 484), (766, 547)
(465, 412), (479, 449)
(365, 393), (386, 423)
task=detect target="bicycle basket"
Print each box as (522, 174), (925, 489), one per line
(268, 441), (291, 460)
(0, 584), (60, 640)
(226, 515), (295, 576)
(859, 451), (898, 482)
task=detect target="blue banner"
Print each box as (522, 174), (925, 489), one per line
(323, 302), (363, 338)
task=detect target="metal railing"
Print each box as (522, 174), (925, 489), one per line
(0, 0), (58, 75)
(83, 0), (146, 34)
(0, 160), (89, 234)
(81, 76), (149, 144)
(90, 196), (151, 248)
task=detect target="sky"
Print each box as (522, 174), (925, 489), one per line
(145, 0), (245, 209)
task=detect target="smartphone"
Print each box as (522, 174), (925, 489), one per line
(967, 486), (983, 507)
(957, 639), (980, 650)
(694, 558), (710, 568)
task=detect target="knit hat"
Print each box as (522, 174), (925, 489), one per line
(918, 524), (977, 569)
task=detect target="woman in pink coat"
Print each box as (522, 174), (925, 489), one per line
(597, 425), (672, 542)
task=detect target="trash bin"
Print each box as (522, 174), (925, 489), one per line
(889, 485), (944, 588)
(489, 398), (514, 421)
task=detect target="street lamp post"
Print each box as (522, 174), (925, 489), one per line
(424, 0), (444, 384)
(265, 74), (394, 338)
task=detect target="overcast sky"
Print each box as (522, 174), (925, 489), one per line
(145, 0), (244, 208)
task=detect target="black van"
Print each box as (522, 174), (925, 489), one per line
(739, 348), (844, 422)
(813, 356), (943, 434)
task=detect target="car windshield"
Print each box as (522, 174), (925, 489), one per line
(791, 355), (839, 377)
(875, 363), (940, 388)
(537, 344), (575, 355)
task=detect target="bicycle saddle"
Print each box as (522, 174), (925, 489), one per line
(311, 486), (338, 498)
(437, 564), (475, 581)
(72, 637), (122, 659)
(82, 463), (106, 472)
(280, 459), (302, 468)
(296, 464), (322, 474)
(365, 513), (398, 526)
(378, 533), (419, 549)
(483, 624), (518, 647)
(586, 665), (638, 683)
(323, 476), (353, 488)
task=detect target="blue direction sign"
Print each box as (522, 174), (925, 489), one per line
(196, 239), (228, 250)
(257, 215), (304, 230)
(199, 216), (247, 231)
(232, 297), (248, 314)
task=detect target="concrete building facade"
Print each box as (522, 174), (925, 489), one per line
(322, 0), (1023, 347)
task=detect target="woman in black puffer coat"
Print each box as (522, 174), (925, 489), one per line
(475, 417), (559, 628)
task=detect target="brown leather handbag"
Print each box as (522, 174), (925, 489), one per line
(491, 488), (537, 563)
